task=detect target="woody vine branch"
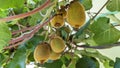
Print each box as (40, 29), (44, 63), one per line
(4, 0), (54, 49)
(4, 0), (120, 50)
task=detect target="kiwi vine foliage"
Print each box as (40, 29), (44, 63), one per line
(0, 0), (120, 68)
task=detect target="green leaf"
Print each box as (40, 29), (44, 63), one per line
(0, 9), (8, 18)
(74, 30), (91, 43)
(114, 57), (120, 68)
(62, 64), (66, 68)
(27, 52), (34, 62)
(60, 55), (71, 67)
(68, 58), (77, 68)
(76, 56), (98, 68)
(0, 53), (5, 67)
(92, 57), (99, 68)
(25, 34), (45, 50)
(80, 0), (93, 10)
(0, 0), (25, 9)
(106, 0), (120, 12)
(58, 26), (71, 41)
(75, 50), (112, 62)
(5, 45), (26, 68)
(103, 60), (113, 68)
(61, 30), (68, 40)
(85, 37), (98, 46)
(58, 0), (66, 6)
(29, 13), (43, 26)
(75, 49), (115, 68)
(63, 53), (79, 68)
(90, 17), (120, 45)
(43, 60), (63, 68)
(107, 14), (120, 24)
(27, 0), (36, 9)
(0, 22), (11, 51)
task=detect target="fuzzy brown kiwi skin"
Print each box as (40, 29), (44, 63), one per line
(66, 1), (86, 29)
(49, 51), (61, 60)
(50, 36), (66, 53)
(34, 42), (51, 64)
(50, 14), (64, 28)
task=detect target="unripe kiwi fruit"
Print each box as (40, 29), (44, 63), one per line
(50, 14), (64, 28)
(50, 36), (65, 53)
(34, 42), (51, 64)
(66, 1), (86, 29)
(49, 51), (61, 60)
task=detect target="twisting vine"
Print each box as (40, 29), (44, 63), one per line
(3, 0), (55, 49)
(4, 17), (53, 49)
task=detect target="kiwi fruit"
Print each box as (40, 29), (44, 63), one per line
(49, 51), (61, 60)
(66, 1), (86, 29)
(50, 36), (65, 53)
(50, 14), (64, 28)
(34, 42), (51, 64)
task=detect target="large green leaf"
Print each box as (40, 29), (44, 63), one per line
(114, 57), (120, 68)
(75, 50), (113, 68)
(5, 45), (26, 68)
(80, 0), (93, 10)
(90, 17), (120, 45)
(0, 0), (25, 9)
(0, 22), (11, 51)
(106, 0), (120, 11)
(75, 49), (112, 62)
(76, 56), (99, 68)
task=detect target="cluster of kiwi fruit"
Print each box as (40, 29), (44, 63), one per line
(34, 36), (66, 64)
(50, 0), (86, 29)
(34, 0), (86, 64)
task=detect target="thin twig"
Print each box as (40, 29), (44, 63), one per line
(4, 17), (53, 49)
(0, 0), (51, 22)
(12, 26), (35, 35)
(92, 0), (110, 20)
(9, 32), (32, 45)
(6, 40), (24, 49)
